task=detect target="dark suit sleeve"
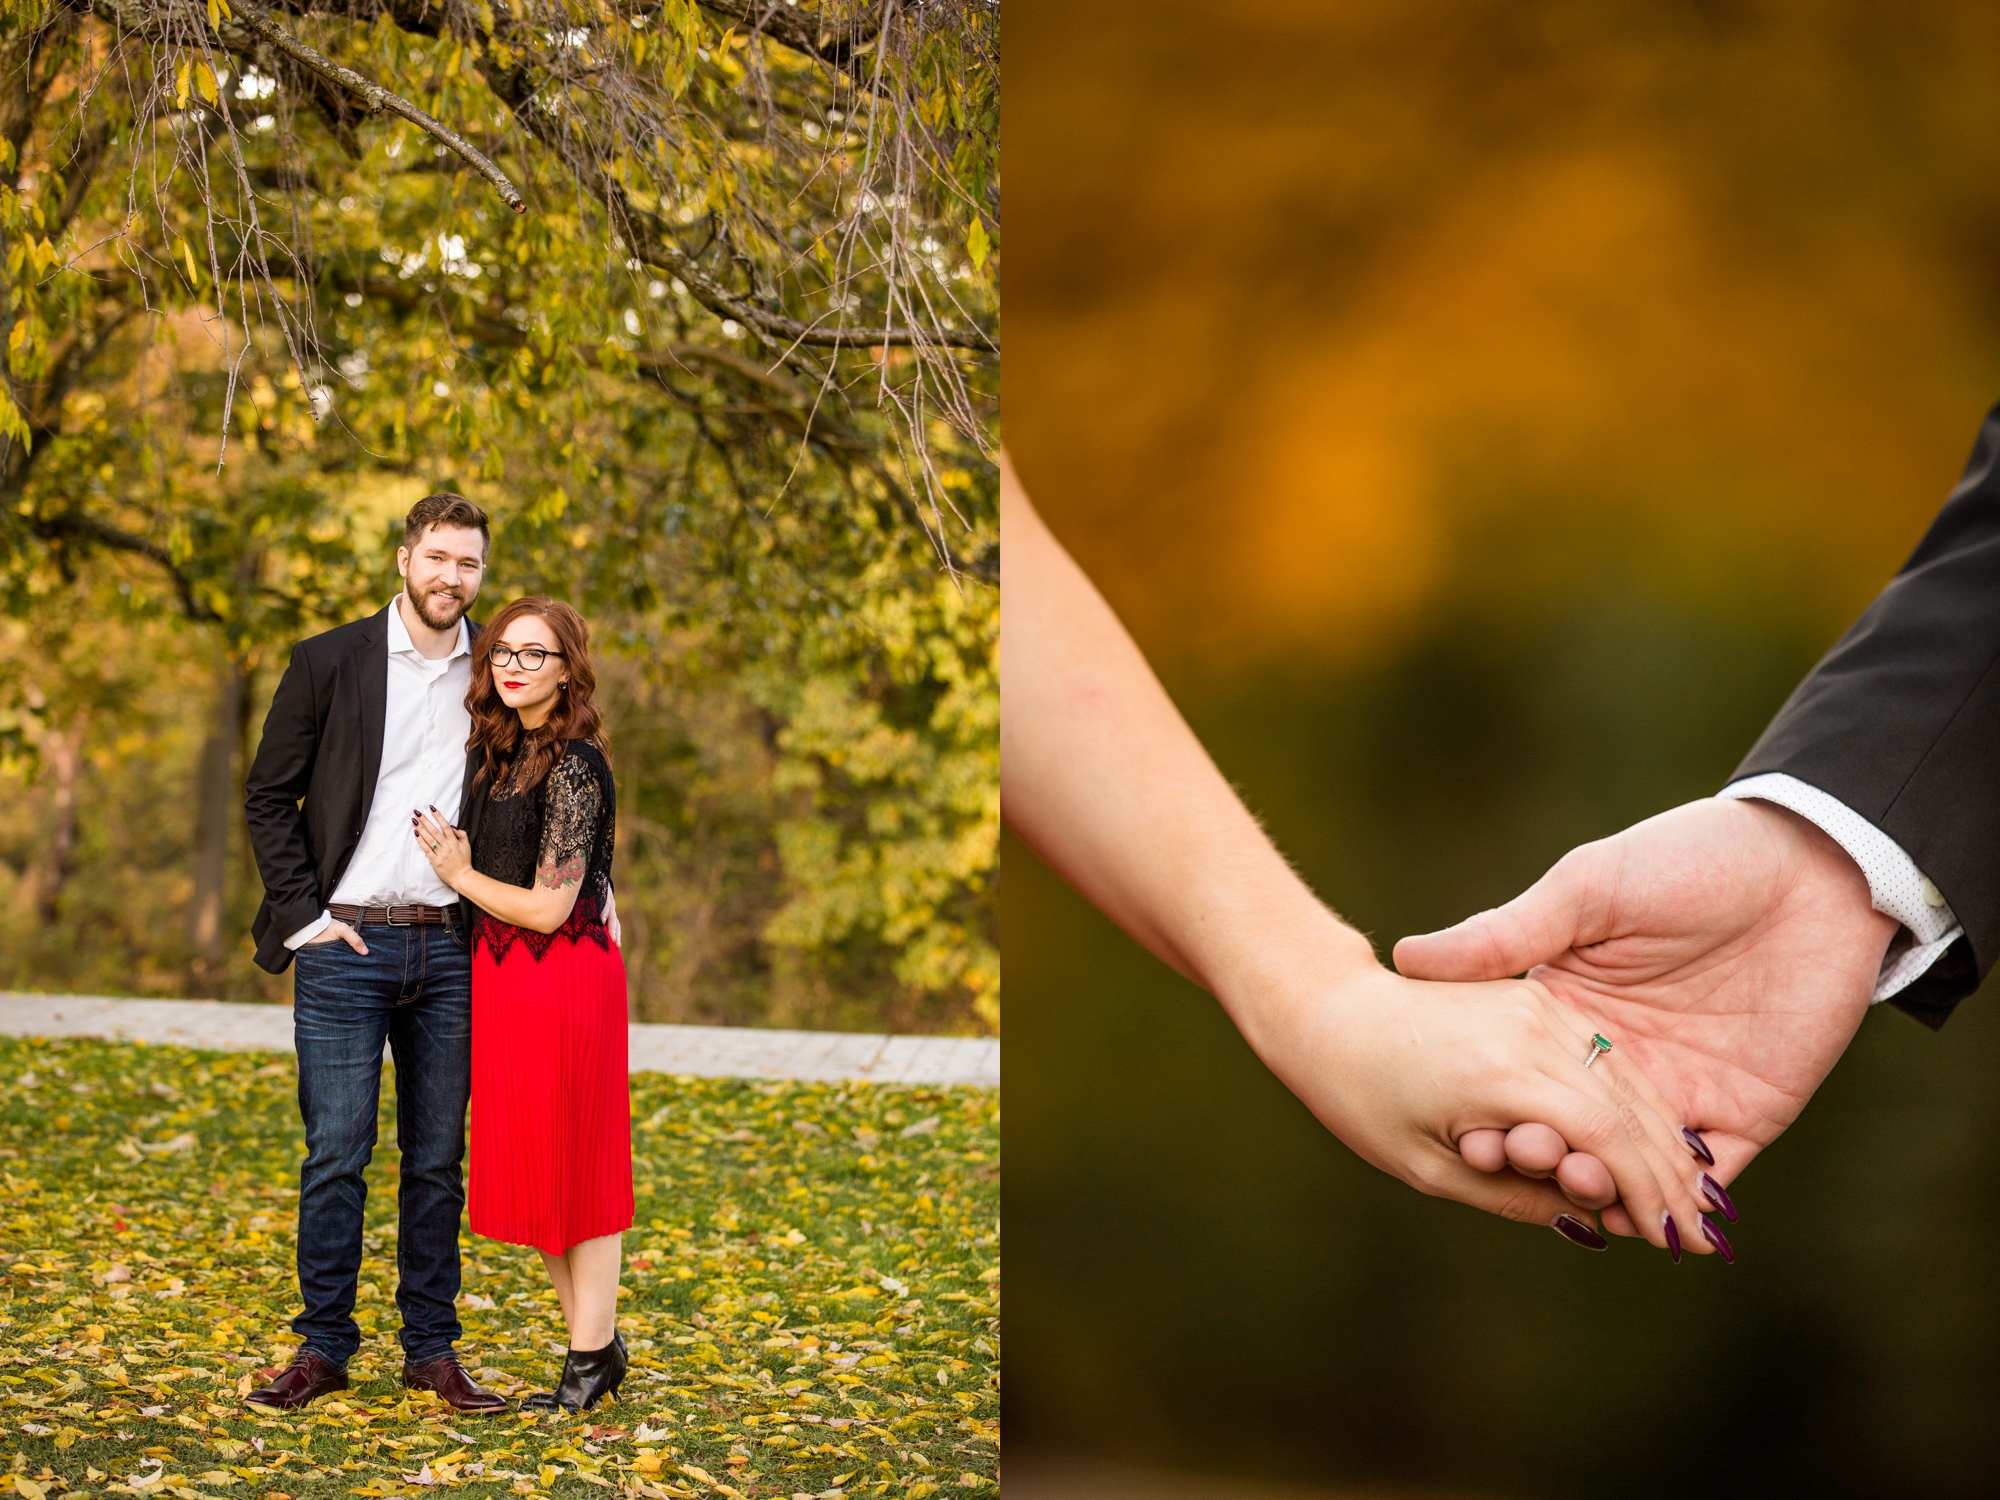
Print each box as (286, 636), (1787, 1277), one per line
(1732, 399), (2000, 1029)
(452, 744), (485, 950)
(245, 641), (327, 948)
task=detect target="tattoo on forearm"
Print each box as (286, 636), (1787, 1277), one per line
(536, 854), (586, 891)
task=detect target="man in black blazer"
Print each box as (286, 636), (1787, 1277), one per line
(242, 493), (507, 1413)
(1392, 401), (2000, 1242)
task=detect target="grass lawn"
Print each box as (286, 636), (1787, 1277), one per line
(0, 1034), (999, 1500)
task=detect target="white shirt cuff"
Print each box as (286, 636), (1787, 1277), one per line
(1718, 772), (1963, 1003)
(285, 911), (333, 950)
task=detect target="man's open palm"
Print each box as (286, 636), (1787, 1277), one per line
(1394, 798), (1898, 1210)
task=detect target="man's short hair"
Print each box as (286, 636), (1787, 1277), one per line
(404, 493), (491, 553)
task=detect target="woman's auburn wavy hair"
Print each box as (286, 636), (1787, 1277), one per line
(467, 596), (609, 795)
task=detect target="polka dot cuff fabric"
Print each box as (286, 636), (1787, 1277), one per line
(1720, 772), (1964, 1003)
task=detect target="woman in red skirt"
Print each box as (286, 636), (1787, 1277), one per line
(414, 596), (632, 1412)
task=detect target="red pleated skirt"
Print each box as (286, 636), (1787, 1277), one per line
(469, 932), (634, 1255)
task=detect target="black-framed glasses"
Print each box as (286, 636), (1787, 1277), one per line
(489, 644), (565, 671)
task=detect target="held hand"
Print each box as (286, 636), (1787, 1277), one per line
(1395, 797), (1896, 1234)
(304, 918), (369, 955)
(413, 808), (473, 889)
(1252, 962), (1720, 1255)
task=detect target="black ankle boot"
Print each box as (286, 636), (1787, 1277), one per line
(524, 1332), (627, 1413)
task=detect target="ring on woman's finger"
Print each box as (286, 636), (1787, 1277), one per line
(1582, 1032), (1613, 1069)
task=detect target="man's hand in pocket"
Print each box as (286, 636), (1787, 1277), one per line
(305, 919), (369, 955)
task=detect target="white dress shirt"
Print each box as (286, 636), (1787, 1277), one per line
(1718, 772), (1963, 1003)
(285, 600), (475, 948)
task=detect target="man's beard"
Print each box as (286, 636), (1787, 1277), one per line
(406, 578), (470, 631)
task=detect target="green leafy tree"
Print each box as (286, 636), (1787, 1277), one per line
(0, 0), (998, 1029)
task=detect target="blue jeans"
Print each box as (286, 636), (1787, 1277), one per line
(290, 924), (471, 1367)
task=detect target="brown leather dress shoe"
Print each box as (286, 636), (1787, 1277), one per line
(403, 1354), (508, 1413)
(245, 1349), (348, 1411)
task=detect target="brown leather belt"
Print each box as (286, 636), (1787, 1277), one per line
(328, 902), (454, 927)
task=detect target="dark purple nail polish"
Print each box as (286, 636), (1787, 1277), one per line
(1552, 1214), (1608, 1251)
(1701, 1173), (1737, 1223)
(1662, 1212), (1681, 1264)
(1700, 1217), (1734, 1264)
(1682, 1127), (1715, 1166)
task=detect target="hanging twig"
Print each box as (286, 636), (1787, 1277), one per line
(228, 0), (527, 214)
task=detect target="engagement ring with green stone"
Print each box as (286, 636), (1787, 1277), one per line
(1583, 1033), (1613, 1069)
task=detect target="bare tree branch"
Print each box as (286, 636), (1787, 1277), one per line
(627, 201), (996, 352)
(26, 511), (223, 622)
(695, 0), (885, 86)
(229, 0), (527, 213)
(322, 273), (850, 401)
(474, 52), (995, 352)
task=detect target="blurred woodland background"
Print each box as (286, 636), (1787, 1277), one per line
(1009, 1), (2000, 1495)
(0, 0), (998, 1033)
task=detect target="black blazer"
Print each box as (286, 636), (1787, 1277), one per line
(1733, 399), (2000, 1029)
(244, 605), (483, 973)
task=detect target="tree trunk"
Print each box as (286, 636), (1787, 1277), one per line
(30, 721), (84, 926)
(188, 660), (247, 986)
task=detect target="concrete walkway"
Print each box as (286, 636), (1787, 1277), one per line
(0, 992), (999, 1088)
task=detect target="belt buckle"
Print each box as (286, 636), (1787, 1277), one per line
(386, 905), (414, 927)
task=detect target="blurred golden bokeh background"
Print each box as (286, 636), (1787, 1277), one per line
(1006, 2), (2000, 1494)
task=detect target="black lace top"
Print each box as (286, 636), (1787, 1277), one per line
(470, 739), (616, 962)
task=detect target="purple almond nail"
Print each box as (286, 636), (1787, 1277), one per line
(1700, 1217), (1734, 1264)
(1552, 1214), (1608, 1252)
(1682, 1126), (1715, 1166)
(1663, 1213), (1682, 1264)
(1701, 1173), (1738, 1223)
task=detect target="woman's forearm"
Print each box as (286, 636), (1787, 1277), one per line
(998, 456), (1377, 1046)
(451, 867), (580, 934)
